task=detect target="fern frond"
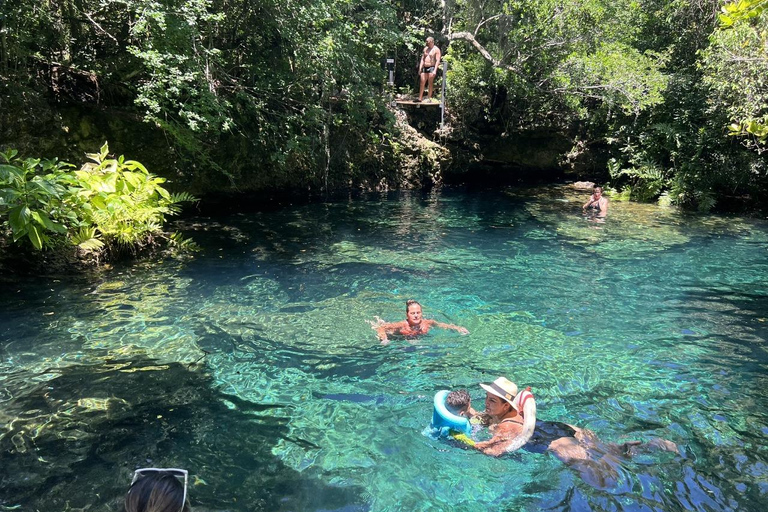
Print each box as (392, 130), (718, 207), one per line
(171, 192), (198, 203)
(71, 227), (105, 251)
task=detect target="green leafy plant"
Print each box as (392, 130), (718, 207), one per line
(704, 0), (768, 153)
(66, 142), (197, 249)
(70, 227), (105, 252)
(0, 143), (197, 260)
(0, 149), (72, 249)
(719, 0), (767, 27)
(166, 231), (200, 254)
(607, 156), (669, 202)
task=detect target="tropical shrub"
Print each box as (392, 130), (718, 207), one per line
(0, 150), (73, 250)
(0, 143), (196, 257)
(66, 143), (197, 249)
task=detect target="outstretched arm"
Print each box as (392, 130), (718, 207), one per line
(475, 422), (522, 456)
(475, 437), (511, 457)
(432, 320), (469, 335)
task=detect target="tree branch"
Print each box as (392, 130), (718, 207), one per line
(448, 31), (521, 75)
(474, 14), (503, 37)
(83, 11), (118, 44)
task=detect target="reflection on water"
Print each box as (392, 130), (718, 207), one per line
(1, 186), (768, 511)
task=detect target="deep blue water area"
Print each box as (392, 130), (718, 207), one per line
(1, 186), (767, 511)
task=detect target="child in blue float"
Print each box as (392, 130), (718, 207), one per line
(438, 389), (489, 446)
(445, 389), (485, 424)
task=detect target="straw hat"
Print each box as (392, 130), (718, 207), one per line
(480, 377), (519, 410)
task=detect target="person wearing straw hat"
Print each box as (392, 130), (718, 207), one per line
(473, 377), (608, 462)
(474, 377), (537, 456)
(473, 377), (679, 490)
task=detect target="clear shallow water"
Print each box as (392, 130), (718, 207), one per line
(1, 185), (768, 511)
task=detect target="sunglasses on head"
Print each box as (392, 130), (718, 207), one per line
(131, 467), (188, 512)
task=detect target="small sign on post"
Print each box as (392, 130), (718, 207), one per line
(386, 58), (395, 86)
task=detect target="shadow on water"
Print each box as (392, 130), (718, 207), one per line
(0, 359), (369, 512)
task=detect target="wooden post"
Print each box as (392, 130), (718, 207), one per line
(440, 61), (447, 130)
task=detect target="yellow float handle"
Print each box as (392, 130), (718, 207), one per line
(450, 431), (476, 446)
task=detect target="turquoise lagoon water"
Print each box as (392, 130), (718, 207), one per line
(1, 185), (767, 511)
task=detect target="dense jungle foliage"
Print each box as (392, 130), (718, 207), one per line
(0, 0), (767, 214)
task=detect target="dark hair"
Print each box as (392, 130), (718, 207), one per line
(124, 472), (190, 512)
(593, 186), (603, 193)
(446, 389), (471, 414)
(405, 300), (421, 312)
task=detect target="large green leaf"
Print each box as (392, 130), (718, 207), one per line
(27, 223), (43, 250)
(123, 160), (148, 173)
(31, 210), (66, 233)
(122, 171), (142, 190)
(0, 149), (18, 162)
(31, 177), (63, 199)
(102, 172), (118, 193)
(0, 164), (23, 185)
(8, 205), (30, 234)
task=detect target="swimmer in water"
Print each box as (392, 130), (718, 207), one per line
(373, 300), (469, 345)
(473, 376), (679, 489)
(582, 186), (608, 217)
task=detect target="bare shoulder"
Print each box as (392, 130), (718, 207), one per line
(381, 320), (408, 329)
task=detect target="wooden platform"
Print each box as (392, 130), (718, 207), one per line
(395, 99), (442, 107)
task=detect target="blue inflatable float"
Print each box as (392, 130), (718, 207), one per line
(431, 390), (471, 436)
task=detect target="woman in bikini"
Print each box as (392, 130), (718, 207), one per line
(374, 299), (468, 345)
(582, 185), (609, 216)
(472, 377), (536, 456)
(472, 376), (679, 488)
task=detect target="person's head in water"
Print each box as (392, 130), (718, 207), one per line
(593, 186), (603, 198)
(405, 300), (423, 328)
(124, 468), (190, 512)
(446, 389), (472, 416)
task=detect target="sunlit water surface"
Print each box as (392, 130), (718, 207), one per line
(1, 186), (767, 511)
